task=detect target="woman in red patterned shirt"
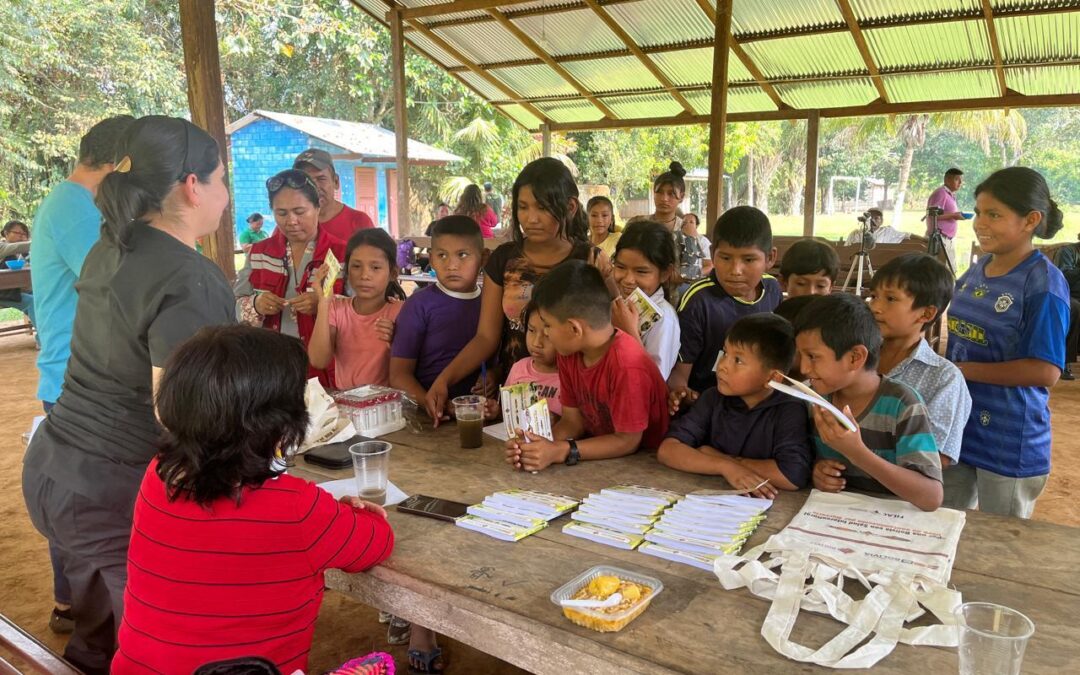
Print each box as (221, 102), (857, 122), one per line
(113, 325), (393, 674)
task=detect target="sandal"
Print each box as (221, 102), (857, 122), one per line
(378, 611), (393, 624)
(407, 647), (444, 675)
(331, 651), (395, 675)
(386, 616), (411, 645)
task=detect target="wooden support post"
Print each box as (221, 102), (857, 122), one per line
(179, 0), (235, 280)
(391, 8), (410, 237)
(706, 0), (732, 228)
(541, 124), (552, 157)
(803, 110), (820, 236)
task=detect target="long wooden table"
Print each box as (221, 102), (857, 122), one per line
(0, 268), (30, 291)
(293, 424), (1080, 674)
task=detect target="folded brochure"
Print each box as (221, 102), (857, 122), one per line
(769, 375), (858, 433)
(321, 249), (341, 298)
(628, 287), (662, 337)
(456, 514), (546, 542)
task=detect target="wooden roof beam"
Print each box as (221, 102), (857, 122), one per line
(444, 38), (716, 72)
(404, 16), (553, 126)
(543, 91), (1080, 132)
(690, 0), (787, 110)
(981, 0), (1010, 96)
(580, 0), (695, 115)
(835, 0), (888, 103)
(485, 7), (618, 120)
(397, 0), (538, 21)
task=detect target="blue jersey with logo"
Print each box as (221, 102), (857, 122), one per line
(946, 250), (1069, 477)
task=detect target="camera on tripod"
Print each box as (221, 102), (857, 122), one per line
(855, 211), (876, 251)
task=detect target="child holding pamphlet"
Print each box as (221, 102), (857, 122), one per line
(500, 300), (562, 419)
(609, 220), (681, 379)
(793, 294), (943, 511)
(310, 228), (406, 389)
(504, 260), (669, 472)
(658, 314), (812, 498)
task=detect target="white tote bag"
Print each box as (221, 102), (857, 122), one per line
(714, 490), (966, 669)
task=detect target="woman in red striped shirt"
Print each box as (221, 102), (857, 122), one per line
(113, 325), (394, 674)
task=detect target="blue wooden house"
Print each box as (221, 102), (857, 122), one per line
(227, 110), (461, 239)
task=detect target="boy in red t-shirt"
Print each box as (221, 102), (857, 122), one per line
(505, 260), (669, 472)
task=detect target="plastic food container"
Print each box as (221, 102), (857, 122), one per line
(550, 565), (664, 633)
(334, 386), (406, 437)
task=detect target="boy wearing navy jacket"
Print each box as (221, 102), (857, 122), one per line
(659, 314), (813, 498)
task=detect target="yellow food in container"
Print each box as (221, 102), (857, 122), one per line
(550, 566), (664, 633)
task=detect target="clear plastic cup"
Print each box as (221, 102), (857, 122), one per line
(349, 440), (391, 505)
(452, 395), (484, 449)
(955, 602), (1035, 675)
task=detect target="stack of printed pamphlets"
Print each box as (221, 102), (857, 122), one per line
(456, 489), (579, 542)
(563, 485), (681, 550)
(639, 493), (771, 571)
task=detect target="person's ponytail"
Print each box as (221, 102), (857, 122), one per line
(95, 116), (220, 246)
(1041, 198), (1064, 239)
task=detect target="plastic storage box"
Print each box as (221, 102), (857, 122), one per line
(550, 565), (664, 632)
(334, 386), (406, 437)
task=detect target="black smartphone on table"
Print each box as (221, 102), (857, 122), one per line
(303, 435), (376, 470)
(396, 494), (469, 521)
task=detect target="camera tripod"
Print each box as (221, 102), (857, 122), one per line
(925, 207), (955, 276)
(841, 214), (874, 294)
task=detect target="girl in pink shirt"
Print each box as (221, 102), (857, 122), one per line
(311, 228), (405, 389)
(503, 301), (562, 420)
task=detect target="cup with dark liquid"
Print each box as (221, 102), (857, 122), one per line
(349, 440), (391, 505)
(452, 395), (484, 449)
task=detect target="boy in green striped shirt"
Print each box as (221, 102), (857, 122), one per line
(792, 294), (943, 512)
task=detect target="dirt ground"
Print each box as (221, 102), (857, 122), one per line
(1, 327), (1077, 672)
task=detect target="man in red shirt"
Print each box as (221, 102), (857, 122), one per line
(504, 260), (670, 472)
(294, 148), (375, 241)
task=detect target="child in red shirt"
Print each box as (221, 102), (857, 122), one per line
(505, 260), (669, 472)
(113, 326), (393, 675)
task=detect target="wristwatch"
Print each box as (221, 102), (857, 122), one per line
(565, 439), (580, 466)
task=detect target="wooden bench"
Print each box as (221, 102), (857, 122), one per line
(0, 613), (80, 674)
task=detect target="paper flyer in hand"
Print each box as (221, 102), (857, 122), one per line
(499, 382), (539, 439)
(768, 375), (858, 433)
(517, 399), (553, 441)
(628, 287), (662, 337)
(322, 248), (341, 298)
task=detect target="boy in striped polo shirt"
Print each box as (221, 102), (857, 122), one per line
(793, 294), (943, 512)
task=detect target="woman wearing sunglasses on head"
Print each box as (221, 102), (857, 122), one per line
(234, 169), (347, 386)
(21, 115), (236, 675)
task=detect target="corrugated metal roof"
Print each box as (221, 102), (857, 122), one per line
(883, 69), (999, 102)
(512, 9), (626, 56)
(684, 87), (779, 115)
(602, 93), (685, 118)
(533, 99), (606, 123)
(652, 48), (755, 85)
(1006, 63), (1080, 94)
(497, 103), (544, 129)
(434, 22), (537, 65)
(742, 32), (868, 78)
(227, 111), (462, 163)
(456, 71), (511, 101)
(849, 0), (981, 23)
(489, 64), (580, 97)
(561, 56), (662, 93)
(996, 11), (1080, 62)
(864, 20), (991, 70)
(404, 31), (463, 69)
(776, 78), (879, 108)
(731, 0), (843, 35)
(605, 0), (715, 47)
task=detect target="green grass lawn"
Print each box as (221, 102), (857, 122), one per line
(770, 208), (1080, 275)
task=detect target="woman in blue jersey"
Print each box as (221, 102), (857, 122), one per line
(945, 167), (1069, 518)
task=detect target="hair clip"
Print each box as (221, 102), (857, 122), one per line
(114, 155), (132, 173)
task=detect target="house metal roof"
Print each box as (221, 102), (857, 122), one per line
(226, 110), (463, 164)
(348, 0), (1080, 131)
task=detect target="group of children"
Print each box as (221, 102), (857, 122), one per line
(309, 158), (1068, 519)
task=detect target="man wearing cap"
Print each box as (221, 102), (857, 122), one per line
(484, 181), (502, 228)
(238, 212), (268, 254)
(926, 167), (968, 269)
(293, 148), (375, 241)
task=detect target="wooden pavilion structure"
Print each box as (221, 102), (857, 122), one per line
(178, 0), (1080, 278)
